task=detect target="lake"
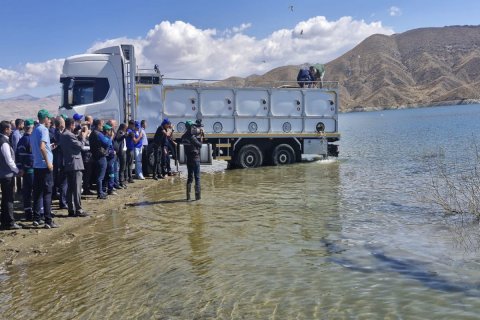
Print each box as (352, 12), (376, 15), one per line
(1, 104), (480, 319)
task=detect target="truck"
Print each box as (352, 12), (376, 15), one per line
(58, 44), (340, 169)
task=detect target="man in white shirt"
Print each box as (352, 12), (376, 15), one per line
(0, 120), (22, 230)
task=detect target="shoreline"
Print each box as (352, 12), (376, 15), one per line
(341, 99), (480, 113)
(0, 176), (169, 269)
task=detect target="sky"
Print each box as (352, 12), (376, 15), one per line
(0, 0), (479, 99)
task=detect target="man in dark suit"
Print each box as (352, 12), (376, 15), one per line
(59, 118), (88, 217)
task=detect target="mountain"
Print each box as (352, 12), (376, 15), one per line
(0, 95), (60, 120)
(326, 25), (480, 111)
(0, 94), (38, 102)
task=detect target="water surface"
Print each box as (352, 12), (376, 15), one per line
(1, 104), (480, 319)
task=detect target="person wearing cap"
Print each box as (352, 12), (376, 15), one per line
(0, 120), (22, 230)
(106, 120), (121, 190)
(133, 120), (145, 180)
(30, 109), (58, 228)
(125, 120), (136, 183)
(59, 118), (88, 217)
(181, 120), (204, 201)
(11, 119), (25, 196)
(88, 119), (110, 199)
(73, 113), (83, 125)
(52, 116), (68, 209)
(140, 120), (149, 177)
(102, 124), (117, 195)
(114, 123), (129, 188)
(152, 118), (172, 179)
(15, 119), (35, 220)
(152, 121), (165, 180)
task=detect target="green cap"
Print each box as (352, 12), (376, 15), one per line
(24, 119), (35, 127)
(103, 124), (112, 131)
(37, 109), (53, 120)
(60, 114), (68, 120)
(185, 120), (194, 127)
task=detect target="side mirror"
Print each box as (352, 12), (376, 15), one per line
(67, 79), (74, 106)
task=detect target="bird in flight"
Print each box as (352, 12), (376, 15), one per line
(289, 5), (294, 11)
(300, 29), (304, 35)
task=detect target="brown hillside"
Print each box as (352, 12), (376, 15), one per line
(325, 25), (480, 110)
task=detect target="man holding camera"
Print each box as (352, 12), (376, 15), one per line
(181, 120), (204, 201)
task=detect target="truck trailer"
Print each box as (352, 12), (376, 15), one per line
(58, 44), (340, 169)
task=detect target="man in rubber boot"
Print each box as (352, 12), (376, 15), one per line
(181, 120), (203, 201)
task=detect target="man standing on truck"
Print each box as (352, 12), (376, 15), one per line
(181, 120), (204, 201)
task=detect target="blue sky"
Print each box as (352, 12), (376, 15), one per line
(0, 0), (479, 98)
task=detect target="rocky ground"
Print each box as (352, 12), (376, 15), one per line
(0, 175), (170, 269)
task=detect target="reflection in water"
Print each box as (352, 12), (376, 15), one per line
(188, 208), (213, 277)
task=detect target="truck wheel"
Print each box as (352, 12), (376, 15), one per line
(272, 144), (296, 165)
(236, 144), (263, 168)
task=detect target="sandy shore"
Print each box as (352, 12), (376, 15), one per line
(0, 176), (166, 268)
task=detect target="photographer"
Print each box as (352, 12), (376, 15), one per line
(181, 120), (204, 201)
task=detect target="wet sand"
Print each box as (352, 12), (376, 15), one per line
(0, 176), (171, 268)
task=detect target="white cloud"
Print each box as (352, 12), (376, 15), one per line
(0, 59), (64, 95)
(0, 17), (394, 97)
(389, 6), (402, 16)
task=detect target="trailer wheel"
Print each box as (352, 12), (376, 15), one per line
(236, 144), (263, 168)
(272, 144), (296, 166)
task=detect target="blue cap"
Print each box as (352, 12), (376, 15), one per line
(161, 118), (171, 126)
(134, 120), (140, 128)
(73, 113), (83, 121)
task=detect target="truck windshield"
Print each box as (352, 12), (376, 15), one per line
(60, 77), (109, 108)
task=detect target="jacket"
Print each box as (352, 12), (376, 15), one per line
(59, 129), (85, 171)
(181, 130), (202, 163)
(15, 133), (34, 174)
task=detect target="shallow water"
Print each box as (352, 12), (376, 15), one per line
(2, 105), (480, 319)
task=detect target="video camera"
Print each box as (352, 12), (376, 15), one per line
(191, 119), (205, 137)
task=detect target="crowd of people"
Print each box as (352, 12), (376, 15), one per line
(0, 109), (198, 231)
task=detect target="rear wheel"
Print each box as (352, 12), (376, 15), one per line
(272, 144), (296, 165)
(236, 144), (263, 168)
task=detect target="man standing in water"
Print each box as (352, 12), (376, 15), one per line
(181, 120), (203, 201)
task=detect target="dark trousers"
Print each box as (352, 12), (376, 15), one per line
(22, 172), (34, 215)
(126, 149), (134, 181)
(54, 166), (67, 207)
(33, 168), (53, 224)
(161, 146), (171, 175)
(95, 157), (107, 197)
(0, 177), (15, 227)
(104, 157), (115, 192)
(153, 145), (161, 178)
(187, 160), (201, 193)
(118, 151), (127, 184)
(66, 170), (83, 214)
(82, 158), (94, 191)
(15, 176), (22, 195)
(113, 156), (120, 187)
(142, 145), (149, 176)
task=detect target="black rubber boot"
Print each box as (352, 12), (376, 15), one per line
(186, 183), (192, 201)
(195, 184), (201, 201)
